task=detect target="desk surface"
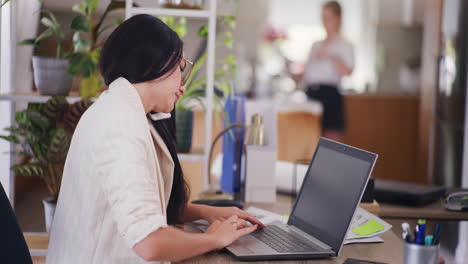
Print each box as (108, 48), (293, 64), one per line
(178, 196), (403, 264)
(379, 199), (468, 221)
(179, 231), (402, 264)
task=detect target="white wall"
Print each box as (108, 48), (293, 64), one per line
(375, 24), (423, 93)
(379, 0), (425, 26)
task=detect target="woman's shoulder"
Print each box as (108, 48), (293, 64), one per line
(78, 96), (148, 139)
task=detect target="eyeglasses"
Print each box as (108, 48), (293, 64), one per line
(180, 58), (194, 86)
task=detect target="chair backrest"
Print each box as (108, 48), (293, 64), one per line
(0, 182), (33, 264)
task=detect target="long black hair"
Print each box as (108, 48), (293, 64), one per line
(99, 14), (190, 225)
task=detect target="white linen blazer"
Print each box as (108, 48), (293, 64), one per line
(46, 77), (174, 264)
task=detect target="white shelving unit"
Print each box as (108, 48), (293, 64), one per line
(0, 92), (85, 103)
(125, 0), (218, 190)
(128, 7), (210, 18)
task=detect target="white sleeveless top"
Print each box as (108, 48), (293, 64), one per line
(304, 35), (354, 86)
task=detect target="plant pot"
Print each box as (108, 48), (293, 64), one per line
(42, 198), (56, 233)
(32, 56), (73, 96)
(176, 109), (194, 153)
(159, 0), (204, 9)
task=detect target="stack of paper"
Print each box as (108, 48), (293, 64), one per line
(344, 207), (392, 244)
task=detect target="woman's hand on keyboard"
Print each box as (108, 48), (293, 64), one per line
(205, 215), (258, 249)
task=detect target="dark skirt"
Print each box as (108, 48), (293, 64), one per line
(305, 84), (345, 132)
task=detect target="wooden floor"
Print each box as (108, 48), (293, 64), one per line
(32, 256), (45, 264)
(25, 234), (48, 264)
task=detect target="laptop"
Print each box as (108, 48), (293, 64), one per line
(227, 138), (378, 261)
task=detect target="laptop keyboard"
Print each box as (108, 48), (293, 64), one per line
(251, 225), (320, 253)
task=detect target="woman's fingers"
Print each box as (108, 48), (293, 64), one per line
(237, 219), (248, 229)
(237, 224), (258, 237)
(228, 215), (238, 221)
(206, 219), (222, 233)
(229, 219), (248, 230)
(209, 219), (259, 249)
(238, 211), (265, 228)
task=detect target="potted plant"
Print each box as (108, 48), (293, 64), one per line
(67, 0), (127, 97)
(19, 10), (73, 96)
(175, 53), (235, 152)
(161, 16), (237, 152)
(159, 0), (205, 10)
(0, 96), (93, 232)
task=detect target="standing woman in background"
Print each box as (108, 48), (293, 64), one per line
(303, 1), (354, 141)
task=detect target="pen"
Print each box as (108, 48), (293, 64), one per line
(415, 219), (426, 245)
(401, 222), (414, 243)
(425, 235), (433, 246)
(414, 225), (418, 242)
(432, 224), (441, 245)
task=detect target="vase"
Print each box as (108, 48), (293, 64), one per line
(159, 0), (204, 9)
(32, 56), (73, 96)
(42, 198), (57, 233)
(176, 109), (194, 153)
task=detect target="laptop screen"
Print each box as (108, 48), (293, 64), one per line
(288, 138), (377, 254)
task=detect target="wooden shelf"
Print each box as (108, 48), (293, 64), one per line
(0, 92), (86, 103)
(178, 147), (205, 162)
(129, 7), (210, 18)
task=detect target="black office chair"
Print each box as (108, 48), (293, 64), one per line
(0, 182), (33, 264)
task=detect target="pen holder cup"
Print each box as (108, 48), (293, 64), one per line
(403, 242), (439, 264)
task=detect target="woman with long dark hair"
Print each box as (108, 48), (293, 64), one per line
(46, 14), (262, 263)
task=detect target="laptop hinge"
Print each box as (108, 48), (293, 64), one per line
(289, 225), (333, 251)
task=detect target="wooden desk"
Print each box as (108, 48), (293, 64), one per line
(179, 196), (403, 263)
(178, 231), (402, 264)
(380, 199), (468, 221)
(30, 232), (402, 264)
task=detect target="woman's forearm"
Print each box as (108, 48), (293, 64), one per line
(180, 203), (210, 223)
(331, 57), (353, 76)
(133, 225), (219, 262)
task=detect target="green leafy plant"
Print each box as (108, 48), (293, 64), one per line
(18, 9), (66, 58)
(67, 0), (127, 97)
(160, 16), (237, 113)
(159, 15), (238, 152)
(0, 97), (93, 201)
(0, 0), (10, 8)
